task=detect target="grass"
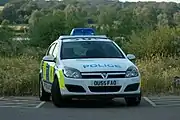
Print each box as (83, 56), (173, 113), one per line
(0, 54), (180, 96)
(137, 56), (180, 96)
(0, 56), (40, 96)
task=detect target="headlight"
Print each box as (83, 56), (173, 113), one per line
(125, 66), (139, 78)
(63, 66), (82, 78)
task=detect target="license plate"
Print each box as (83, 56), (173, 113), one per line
(92, 80), (117, 86)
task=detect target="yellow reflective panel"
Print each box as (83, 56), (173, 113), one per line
(59, 70), (65, 89)
(49, 66), (54, 83)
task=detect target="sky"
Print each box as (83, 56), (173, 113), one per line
(119, 0), (180, 3)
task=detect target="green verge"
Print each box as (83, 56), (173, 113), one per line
(137, 56), (180, 96)
(0, 55), (180, 96)
(0, 56), (39, 96)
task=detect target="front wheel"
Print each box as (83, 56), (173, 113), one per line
(125, 95), (141, 106)
(51, 77), (66, 107)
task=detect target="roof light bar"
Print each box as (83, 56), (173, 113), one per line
(58, 35), (108, 40)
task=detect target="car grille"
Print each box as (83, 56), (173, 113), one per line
(81, 71), (126, 79)
(88, 86), (121, 92)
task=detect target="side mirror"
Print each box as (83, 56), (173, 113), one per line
(43, 55), (56, 62)
(127, 54), (136, 60)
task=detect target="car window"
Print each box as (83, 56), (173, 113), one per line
(52, 43), (59, 57)
(61, 41), (125, 59)
(47, 43), (56, 56)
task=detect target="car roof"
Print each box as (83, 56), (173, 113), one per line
(56, 35), (112, 42)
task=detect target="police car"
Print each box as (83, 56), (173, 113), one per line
(39, 32), (142, 107)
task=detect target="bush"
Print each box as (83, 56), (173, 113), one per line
(0, 25), (45, 57)
(137, 56), (180, 95)
(1, 19), (9, 25)
(0, 26), (12, 40)
(0, 26), (14, 56)
(0, 56), (40, 96)
(123, 26), (180, 58)
(29, 14), (66, 48)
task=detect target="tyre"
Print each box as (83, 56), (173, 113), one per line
(39, 74), (51, 101)
(51, 76), (66, 107)
(125, 95), (141, 106)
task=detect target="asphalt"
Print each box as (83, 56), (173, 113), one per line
(0, 96), (180, 120)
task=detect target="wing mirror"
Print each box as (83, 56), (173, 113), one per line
(43, 55), (56, 62)
(127, 54), (136, 60)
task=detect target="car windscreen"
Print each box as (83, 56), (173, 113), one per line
(61, 41), (125, 59)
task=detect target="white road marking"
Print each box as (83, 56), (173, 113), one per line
(150, 96), (180, 99)
(153, 100), (180, 104)
(13, 97), (39, 101)
(12, 100), (29, 102)
(35, 101), (45, 108)
(0, 97), (4, 100)
(4, 103), (38, 106)
(150, 98), (180, 102)
(0, 105), (36, 109)
(143, 97), (156, 107)
(0, 97), (44, 108)
(0, 99), (8, 101)
(155, 104), (180, 107)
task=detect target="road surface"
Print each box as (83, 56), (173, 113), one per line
(0, 96), (180, 120)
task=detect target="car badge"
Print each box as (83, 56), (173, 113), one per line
(102, 73), (107, 79)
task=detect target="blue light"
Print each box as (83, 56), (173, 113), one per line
(70, 28), (95, 36)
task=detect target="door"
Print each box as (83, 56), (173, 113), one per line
(42, 43), (57, 83)
(48, 43), (59, 83)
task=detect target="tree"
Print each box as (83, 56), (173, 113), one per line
(28, 10), (43, 27)
(157, 13), (169, 26)
(64, 4), (87, 31)
(1, 19), (9, 25)
(29, 14), (66, 48)
(173, 12), (180, 26)
(0, 26), (14, 56)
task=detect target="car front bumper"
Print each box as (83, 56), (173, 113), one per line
(60, 76), (141, 98)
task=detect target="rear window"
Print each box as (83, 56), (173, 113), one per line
(61, 41), (125, 59)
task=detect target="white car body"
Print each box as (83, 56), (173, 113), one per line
(60, 58), (141, 96)
(39, 35), (141, 106)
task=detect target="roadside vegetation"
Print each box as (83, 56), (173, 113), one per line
(0, 6), (4, 11)
(0, 0), (180, 96)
